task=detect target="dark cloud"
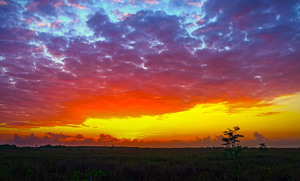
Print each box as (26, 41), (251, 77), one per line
(0, 1), (25, 27)
(76, 134), (84, 139)
(87, 11), (122, 40)
(25, 0), (61, 17)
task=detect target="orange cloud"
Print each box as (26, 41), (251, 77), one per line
(120, 13), (132, 20)
(37, 23), (47, 26)
(54, 1), (63, 8)
(62, 91), (194, 120)
(256, 112), (280, 116)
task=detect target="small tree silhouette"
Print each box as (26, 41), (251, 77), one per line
(222, 126), (244, 156)
(259, 143), (267, 152)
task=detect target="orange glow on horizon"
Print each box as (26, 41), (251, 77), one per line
(1, 92), (299, 143)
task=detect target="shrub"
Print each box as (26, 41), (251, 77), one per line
(222, 126), (244, 156)
(259, 143), (267, 152)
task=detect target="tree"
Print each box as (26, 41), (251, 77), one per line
(222, 126), (244, 156)
(259, 143), (267, 152)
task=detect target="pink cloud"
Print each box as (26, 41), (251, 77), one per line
(54, 1), (63, 8)
(50, 20), (63, 28)
(0, 1), (8, 5)
(188, 1), (203, 7)
(144, 0), (160, 4)
(69, 3), (88, 9)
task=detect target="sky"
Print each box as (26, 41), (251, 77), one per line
(0, 0), (300, 147)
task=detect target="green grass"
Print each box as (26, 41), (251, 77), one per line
(0, 146), (299, 180)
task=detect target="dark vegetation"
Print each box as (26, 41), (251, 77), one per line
(259, 143), (268, 152)
(0, 145), (299, 181)
(222, 126), (244, 156)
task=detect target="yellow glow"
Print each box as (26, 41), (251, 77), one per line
(4, 92), (300, 141)
(84, 92), (300, 140)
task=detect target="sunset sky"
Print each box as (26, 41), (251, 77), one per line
(0, 0), (300, 147)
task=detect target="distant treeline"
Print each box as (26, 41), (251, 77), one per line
(0, 144), (18, 150)
(0, 144), (66, 150)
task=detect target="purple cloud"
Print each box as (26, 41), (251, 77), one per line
(0, 0), (299, 128)
(3, 132), (300, 148)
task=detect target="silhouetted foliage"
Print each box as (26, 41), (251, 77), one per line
(259, 143), (267, 152)
(0, 144), (18, 150)
(39, 144), (66, 149)
(71, 169), (106, 181)
(222, 126), (244, 156)
(1, 147), (299, 180)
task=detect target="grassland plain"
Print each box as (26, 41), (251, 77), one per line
(0, 145), (299, 181)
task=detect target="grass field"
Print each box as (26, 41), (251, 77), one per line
(0, 145), (299, 181)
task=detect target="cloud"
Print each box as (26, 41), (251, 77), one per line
(253, 132), (265, 141)
(3, 132), (300, 148)
(2, 132), (224, 147)
(26, 0), (61, 17)
(256, 112), (280, 117)
(0, 0), (299, 128)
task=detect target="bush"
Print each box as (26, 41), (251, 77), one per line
(259, 143), (267, 152)
(222, 126), (244, 156)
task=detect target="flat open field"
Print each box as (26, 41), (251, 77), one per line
(0, 146), (299, 181)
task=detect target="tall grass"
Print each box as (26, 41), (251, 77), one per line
(0, 146), (299, 180)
